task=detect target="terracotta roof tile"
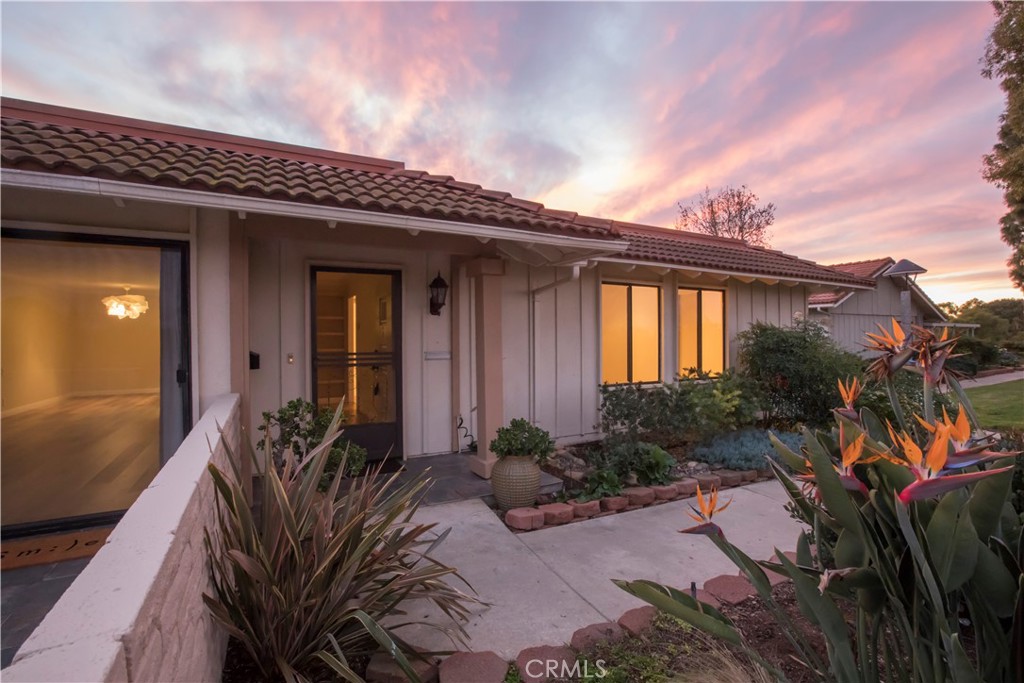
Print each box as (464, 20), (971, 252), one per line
(615, 226), (874, 287)
(807, 258), (894, 306)
(0, 98), (877, 289)
(1, 111), (615, 241)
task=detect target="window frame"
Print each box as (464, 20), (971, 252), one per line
(600, 281), (663, 385)
(677, 286), (727, 376)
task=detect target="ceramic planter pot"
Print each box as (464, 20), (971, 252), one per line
(491, 455), (541, 510)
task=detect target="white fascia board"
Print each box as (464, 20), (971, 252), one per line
(595, 256), (874, 290)
(2, 169), (629, 252)
(910, 282), (947, 322)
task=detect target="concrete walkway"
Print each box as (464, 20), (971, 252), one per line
(959, 369), (1023, 388)
(400, 480), (803, 659)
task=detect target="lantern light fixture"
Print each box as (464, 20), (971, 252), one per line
(428, 272), (449, 316)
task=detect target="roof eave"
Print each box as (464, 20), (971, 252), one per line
(1, 168), (629, 252)
(594, 256), (874, 290)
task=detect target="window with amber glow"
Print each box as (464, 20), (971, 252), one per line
(601, 283), (661, 384)
(678, 288), (725, 375)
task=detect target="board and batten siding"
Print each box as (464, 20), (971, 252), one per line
(459, 263), (809, 448)
(247, 232), (455, 458)
(726, 281), (809, 366)
(809, 277), (929, 354)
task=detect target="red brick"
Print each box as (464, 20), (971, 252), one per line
(703, 574), (756, 605)
(623, 505), (643, 512)
(593, 510), (618, 518)
(537, 502), (574, 525)
(516, 645), (575, 683)
(367, 652), (438, 683)
(716, 470), (744, 487)
(694, 589), (722, 609)
(758, 566), (791, 587)
(505, 507), (545, 531)
(623, 486), (655, 506)
(570, 499), (601, 518)
(439, 651), (508, 683)
(737, 469), (758, 482)
(651, 484), (677, 500)
(674, 478), (698, 496)
(694, 474), (721, 490)
(570, 622), (624, 651)
(600, 496), (628, 512)
(617, 605), (658, 635)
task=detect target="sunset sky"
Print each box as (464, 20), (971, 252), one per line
(2, 2), (1019, 303)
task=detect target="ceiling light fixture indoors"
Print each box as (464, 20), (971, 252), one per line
(102, 287), (149, 320)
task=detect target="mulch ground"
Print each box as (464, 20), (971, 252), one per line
(221, 638), (369, 683)
(571, 582), (826, 683)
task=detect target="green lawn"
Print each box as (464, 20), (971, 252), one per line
(964, 379), (1024, 429)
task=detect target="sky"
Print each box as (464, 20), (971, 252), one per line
(2, 1), (1020, 304)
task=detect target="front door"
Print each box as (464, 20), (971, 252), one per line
(311, 267), (402, 462)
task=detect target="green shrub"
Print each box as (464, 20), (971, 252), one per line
(633, 443), (676, 486)
(576, 469), (624, 502)
(691, 428), (802, 471)
(598, 370), (759, 448)
(590, 436), (642, 479)
(205, 416), (475, 682)
(259, 398), (366, 490)
(952, 335), (1001, 372)
(489, 418), (555, 464)
(736, 321), (862, 427)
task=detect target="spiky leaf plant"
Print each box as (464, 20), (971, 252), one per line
(204, 409), (475, 683)
(617, 321), (1024, 683)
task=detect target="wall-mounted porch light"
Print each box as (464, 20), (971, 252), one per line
(429, 272), (449, 315)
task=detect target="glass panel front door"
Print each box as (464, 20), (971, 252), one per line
(312, 267), (401, 461)
(1, 231), (190, 534)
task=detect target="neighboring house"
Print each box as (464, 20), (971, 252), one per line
(0, 97), (873, 538)
(807, 257), (966, 354)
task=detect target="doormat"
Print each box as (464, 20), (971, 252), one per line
(1, 526), (112, 571)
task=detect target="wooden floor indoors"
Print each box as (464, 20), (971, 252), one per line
(2, 395), (160, 528)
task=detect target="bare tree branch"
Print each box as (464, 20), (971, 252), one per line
(675, 185), (775, 247)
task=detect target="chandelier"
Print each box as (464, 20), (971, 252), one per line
(101, 288), (149, 320)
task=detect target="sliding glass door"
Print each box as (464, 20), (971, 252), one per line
(1, 230), (190, 535)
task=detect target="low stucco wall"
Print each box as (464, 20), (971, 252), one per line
(3, 393), (241, 682)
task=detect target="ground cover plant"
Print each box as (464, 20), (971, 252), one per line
(618, 320), (1024, 683)
(691, 428), (802, 472)
(206, 405), (475, 683)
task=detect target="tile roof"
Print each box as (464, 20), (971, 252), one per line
(0, 100), (615, 242)
(808, 257), (894, 306)
(612, 225), (875, 287)
(0, 98), (872, 289)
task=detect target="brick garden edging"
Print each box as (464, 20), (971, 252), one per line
(503, 469), (770, 532)
(364, 551), (796, 683)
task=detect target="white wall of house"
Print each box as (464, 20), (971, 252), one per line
(809, 277), (930, 354)
(458, 260), (809, 449)
(245, 218), (478, 458)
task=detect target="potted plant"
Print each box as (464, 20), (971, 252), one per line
(490, 418), (555, 510)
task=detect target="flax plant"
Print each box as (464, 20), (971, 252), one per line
(204, 407), (475, 683)
(616, 322), (1023, 683)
